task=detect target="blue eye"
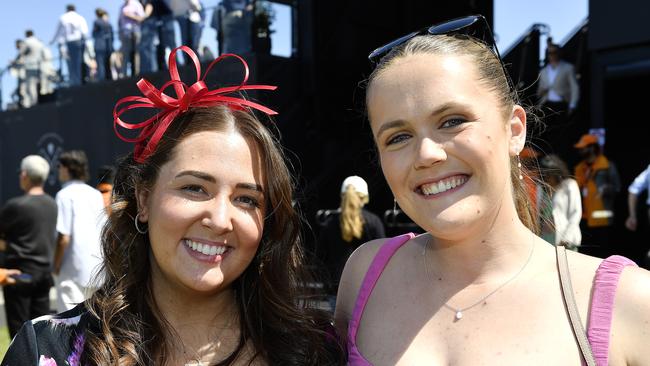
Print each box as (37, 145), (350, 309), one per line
(386, 133), (411, 145)
(236, 195), (261, 209)
(441, 118), (467, 128)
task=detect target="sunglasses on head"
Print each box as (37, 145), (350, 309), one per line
(368, 14), (514, 92)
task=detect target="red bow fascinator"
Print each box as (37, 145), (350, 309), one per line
(113, 45), (278, 163)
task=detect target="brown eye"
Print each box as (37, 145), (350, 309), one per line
(181, 185), (207, 195)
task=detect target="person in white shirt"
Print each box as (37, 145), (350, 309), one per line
(54, 150), (105, 311)
(19, 30), (46, 108)
(51, 4), (91, 86)
(536, 42), (580, 115)
(625, 164), (650, 232)
(540, 154), (582, 250)
(535, 41), (581, 156)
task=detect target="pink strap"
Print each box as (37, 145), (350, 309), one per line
(348, 233), (414, 347)
(587, 255), (636, 366)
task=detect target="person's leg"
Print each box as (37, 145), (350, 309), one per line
(18, 77), (28, 108)
(3, 283), (32, 339)
(26, 70), (39, 107)
(95, 50), (106, 81)
(133, 31), (142, 75)
(120, 34), (134, 77)
(29, 274), (53, 319)
(159, 15), (177, 67)
(66, 40), (83, 86)
(190, 22), (203, 52)
(139, 20), (156, 73)
(177, 15), (191, 49)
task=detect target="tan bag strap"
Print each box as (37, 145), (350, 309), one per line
(556, 244), (597, 366)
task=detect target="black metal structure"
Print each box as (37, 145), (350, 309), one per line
(502, 23), (547, 105)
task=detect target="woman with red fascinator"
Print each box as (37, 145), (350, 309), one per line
(3, 47), (345, 366)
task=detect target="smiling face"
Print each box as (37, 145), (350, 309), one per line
(138, 129), (266, 296)
(368, 53), (526, 240)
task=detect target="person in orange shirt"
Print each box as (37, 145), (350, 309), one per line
(573, 133), (620, 255)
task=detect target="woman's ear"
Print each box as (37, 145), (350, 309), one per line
(508, 105), (527, 156)
(136, 187), (149, 222)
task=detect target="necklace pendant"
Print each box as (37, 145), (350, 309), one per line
(455, 311), (463, 320)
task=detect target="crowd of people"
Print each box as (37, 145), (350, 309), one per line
(0, 152), (111, 340)
(7, 0), (271, 111)
(0, 13), (649, 366)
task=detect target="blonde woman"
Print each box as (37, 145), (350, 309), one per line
(318, 176), (385, 310)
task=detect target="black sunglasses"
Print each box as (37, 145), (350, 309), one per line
(368, 15), (514, 91)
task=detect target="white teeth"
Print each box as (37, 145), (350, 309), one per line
(185, 240), (227, 256)
(421, 176), (467, 196)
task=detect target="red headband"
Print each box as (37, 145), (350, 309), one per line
(113, 45), (278, 163)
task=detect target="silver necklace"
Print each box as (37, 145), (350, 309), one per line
(422, 234), (535, 321)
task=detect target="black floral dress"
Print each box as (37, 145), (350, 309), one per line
(1, 305), (88, 366)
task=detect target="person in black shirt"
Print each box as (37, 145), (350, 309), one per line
(0, 155), (58, 338)
(318, 176), (385, 310)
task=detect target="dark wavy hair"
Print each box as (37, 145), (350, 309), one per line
(81, 106), (345, 365)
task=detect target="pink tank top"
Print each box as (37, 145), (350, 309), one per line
(346, 234), (636, 366)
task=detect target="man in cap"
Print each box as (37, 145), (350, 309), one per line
(573, 134), (620, 255)
(0, 155), (58, 338)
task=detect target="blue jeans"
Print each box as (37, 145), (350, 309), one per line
(139, 20), (156, 73)
(140, 16), (177, 73)
(120, 31), (140, 77)
(158, 15), (177, 68)
(94, 49), (108, 81)
(66, 40), (84, 86)
(177, 15), (203, 52)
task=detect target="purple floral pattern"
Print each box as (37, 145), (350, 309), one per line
(66, 333), (85, 366)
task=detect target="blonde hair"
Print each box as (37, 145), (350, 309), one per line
(340, 185), (369, 242)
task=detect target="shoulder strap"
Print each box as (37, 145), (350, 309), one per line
(556, 244), (597, 366)
(587, 255), (637, 366)
(348, 233), (415, 343)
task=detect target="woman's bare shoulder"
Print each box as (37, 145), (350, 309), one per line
(336, 238), (392, 304)
(561, 249), (606, 281)
(334, 236), (408, 338)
